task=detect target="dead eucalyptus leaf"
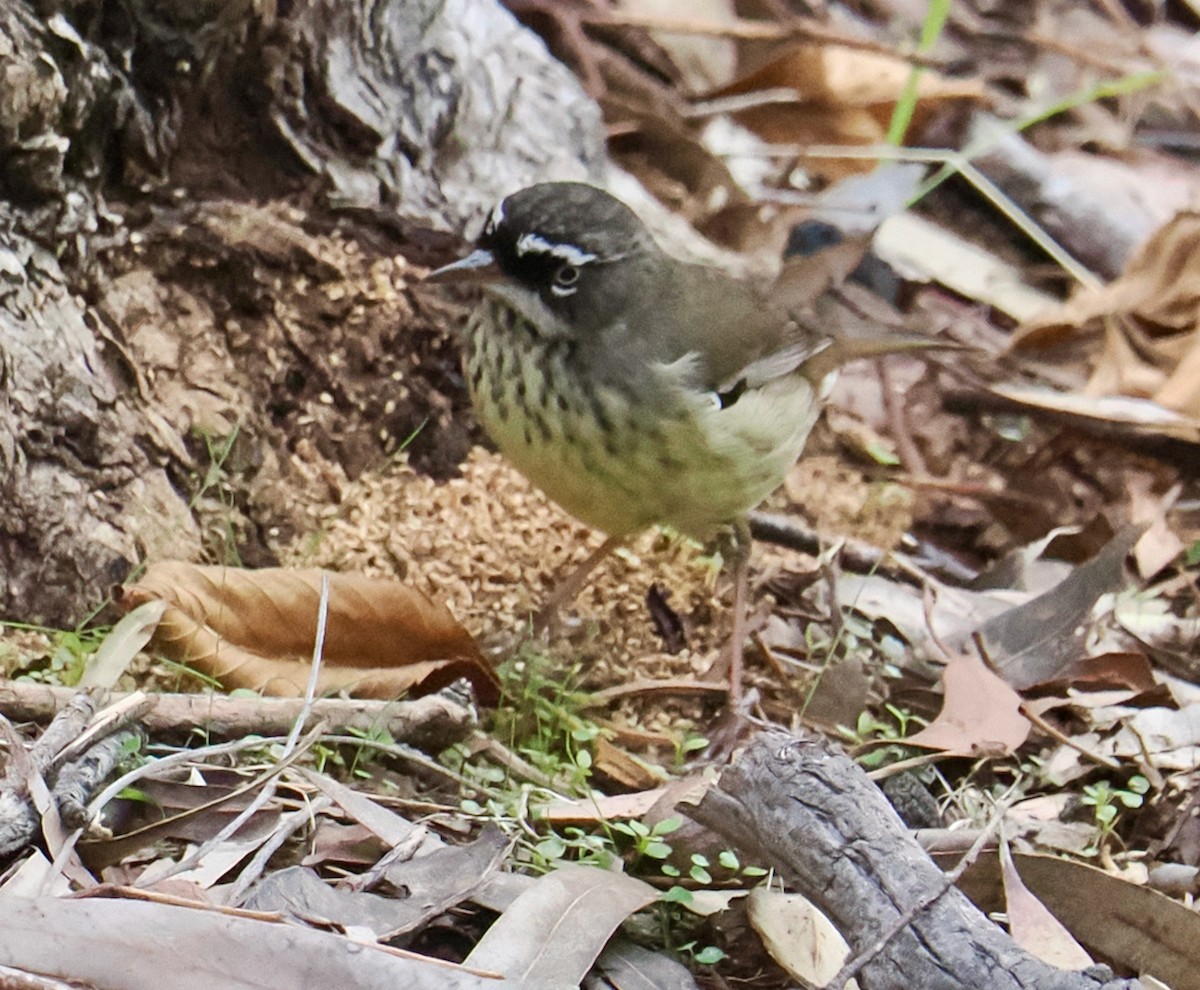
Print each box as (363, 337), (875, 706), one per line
(708, 44), (982, 178)
(122, 562), (498, 703)
(978, 524), (1147, 690)
(956, 852), (1200, 989)
(999, 839), (1093, 971)
(79, 600), (167, 689)
(465, 864), (657, 986)
(0, 893), (507, 990)
(1016, 212), (1200, 416)
(747, 888), (857, 988)
(905, 651), (1030, 757)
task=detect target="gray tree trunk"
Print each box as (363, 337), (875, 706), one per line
(0, 0), (604, 624)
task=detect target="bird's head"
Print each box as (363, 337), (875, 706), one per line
(427, 182), (660, 337)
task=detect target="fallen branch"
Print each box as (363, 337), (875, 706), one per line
(686, 730), (1143, 990)
(0, 684), (473, 751)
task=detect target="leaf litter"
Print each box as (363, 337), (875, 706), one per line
(4, 0), (1200, 987)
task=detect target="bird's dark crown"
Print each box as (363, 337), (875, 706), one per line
(482, 182), (652, 263)
(478, 183), (659, 326)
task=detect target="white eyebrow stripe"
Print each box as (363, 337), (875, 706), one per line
(515, 232), (597, 266)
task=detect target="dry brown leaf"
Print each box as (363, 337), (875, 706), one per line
(1108, 703), (1200, 771)
(1016, 212), (1200, 416)
(978, 524), (1147, 691)
(592, 736), (667, 791)
(1155, 331), (1200, 416)
(905, 651), (1030, 757)
(1022, 652), (1158, 703)
(247, 828), (510, 940)
(709, 44), (982, 177)
(746, 888), (857, 989)
(464, 864), (657, 985)
(0, 893), (506, 990)
(614, 0), (738, 92)
(999, 839), (1093, 971)
(983, 384), (1200, 445)
(874, 212), (1059, 323)
(956, 852), (1200, 989)
(122, 562), (499, 703)
(539, 787), (669, 825)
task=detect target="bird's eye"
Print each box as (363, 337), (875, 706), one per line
(554, 264), (579, 288)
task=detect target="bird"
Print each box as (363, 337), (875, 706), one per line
(427, 180), (933, 703)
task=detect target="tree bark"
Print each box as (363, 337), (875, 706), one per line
(0, 0), (605, 625)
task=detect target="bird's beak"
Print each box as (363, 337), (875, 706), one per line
(425, 248), (501, 284)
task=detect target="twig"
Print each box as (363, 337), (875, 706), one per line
(584, 678), (728, 706)
(467, 733), (560, 791)
(0, 682), (474, 750)
(865, 750), (947, 780)
(1019, 704), (1122, 771)
(579, 9), (948, 68)
(878, 358), (927, 477)
(347, 823), (434, 894)
(283, 571), (331, 757)
(226, 794), (335, 905)
(747, 511), (931, 585)
(131, 724), (328, 889)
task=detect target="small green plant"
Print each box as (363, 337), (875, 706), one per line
(526, 826), (615, 872)
(312, 740), (345, 775)
(344, 723), (395, 779)
(188, 424), (241, 510)
(392, 418), (429, 457)
(1081, 775), (1149, 851)
(838, 704), (924, 768)
(673, 732), (708, 767)
(611, 816), (680, 872)
(188, 423), (245, 565)
(678, 942), (726, 966)
(491, 644), (605, 791)
(3, 621), (112, 687)
(641, 829), (767, 971)
(452, 643), (776, 969)
(885, 0), (951, 147)
(657, 846), (769, 970)
(641, 824), (769, 906)
(717, 848), (767, 878)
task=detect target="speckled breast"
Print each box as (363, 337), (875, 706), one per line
(463, 297), (820, 541)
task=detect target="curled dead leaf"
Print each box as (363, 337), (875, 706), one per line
(708, 44), (983, 177)
(1016, 212), (1200, 417)
(121, 562), (499, 703)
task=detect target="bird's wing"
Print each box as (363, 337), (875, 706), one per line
(717, 335), (832, 393)
(644, 261), (830, 392)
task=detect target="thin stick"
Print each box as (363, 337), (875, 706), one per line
(534, 534), (624, 632)
(283, 571), (330, 756)
(579, 9), (946, 68)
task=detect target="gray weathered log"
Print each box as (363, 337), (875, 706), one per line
(688, 731), (1143, 990)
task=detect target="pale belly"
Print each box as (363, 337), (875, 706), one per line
(465, 301), (821, 540)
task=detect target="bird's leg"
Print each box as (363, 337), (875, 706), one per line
(534, 533), (625, 634)
(727, 516), (753, 708)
